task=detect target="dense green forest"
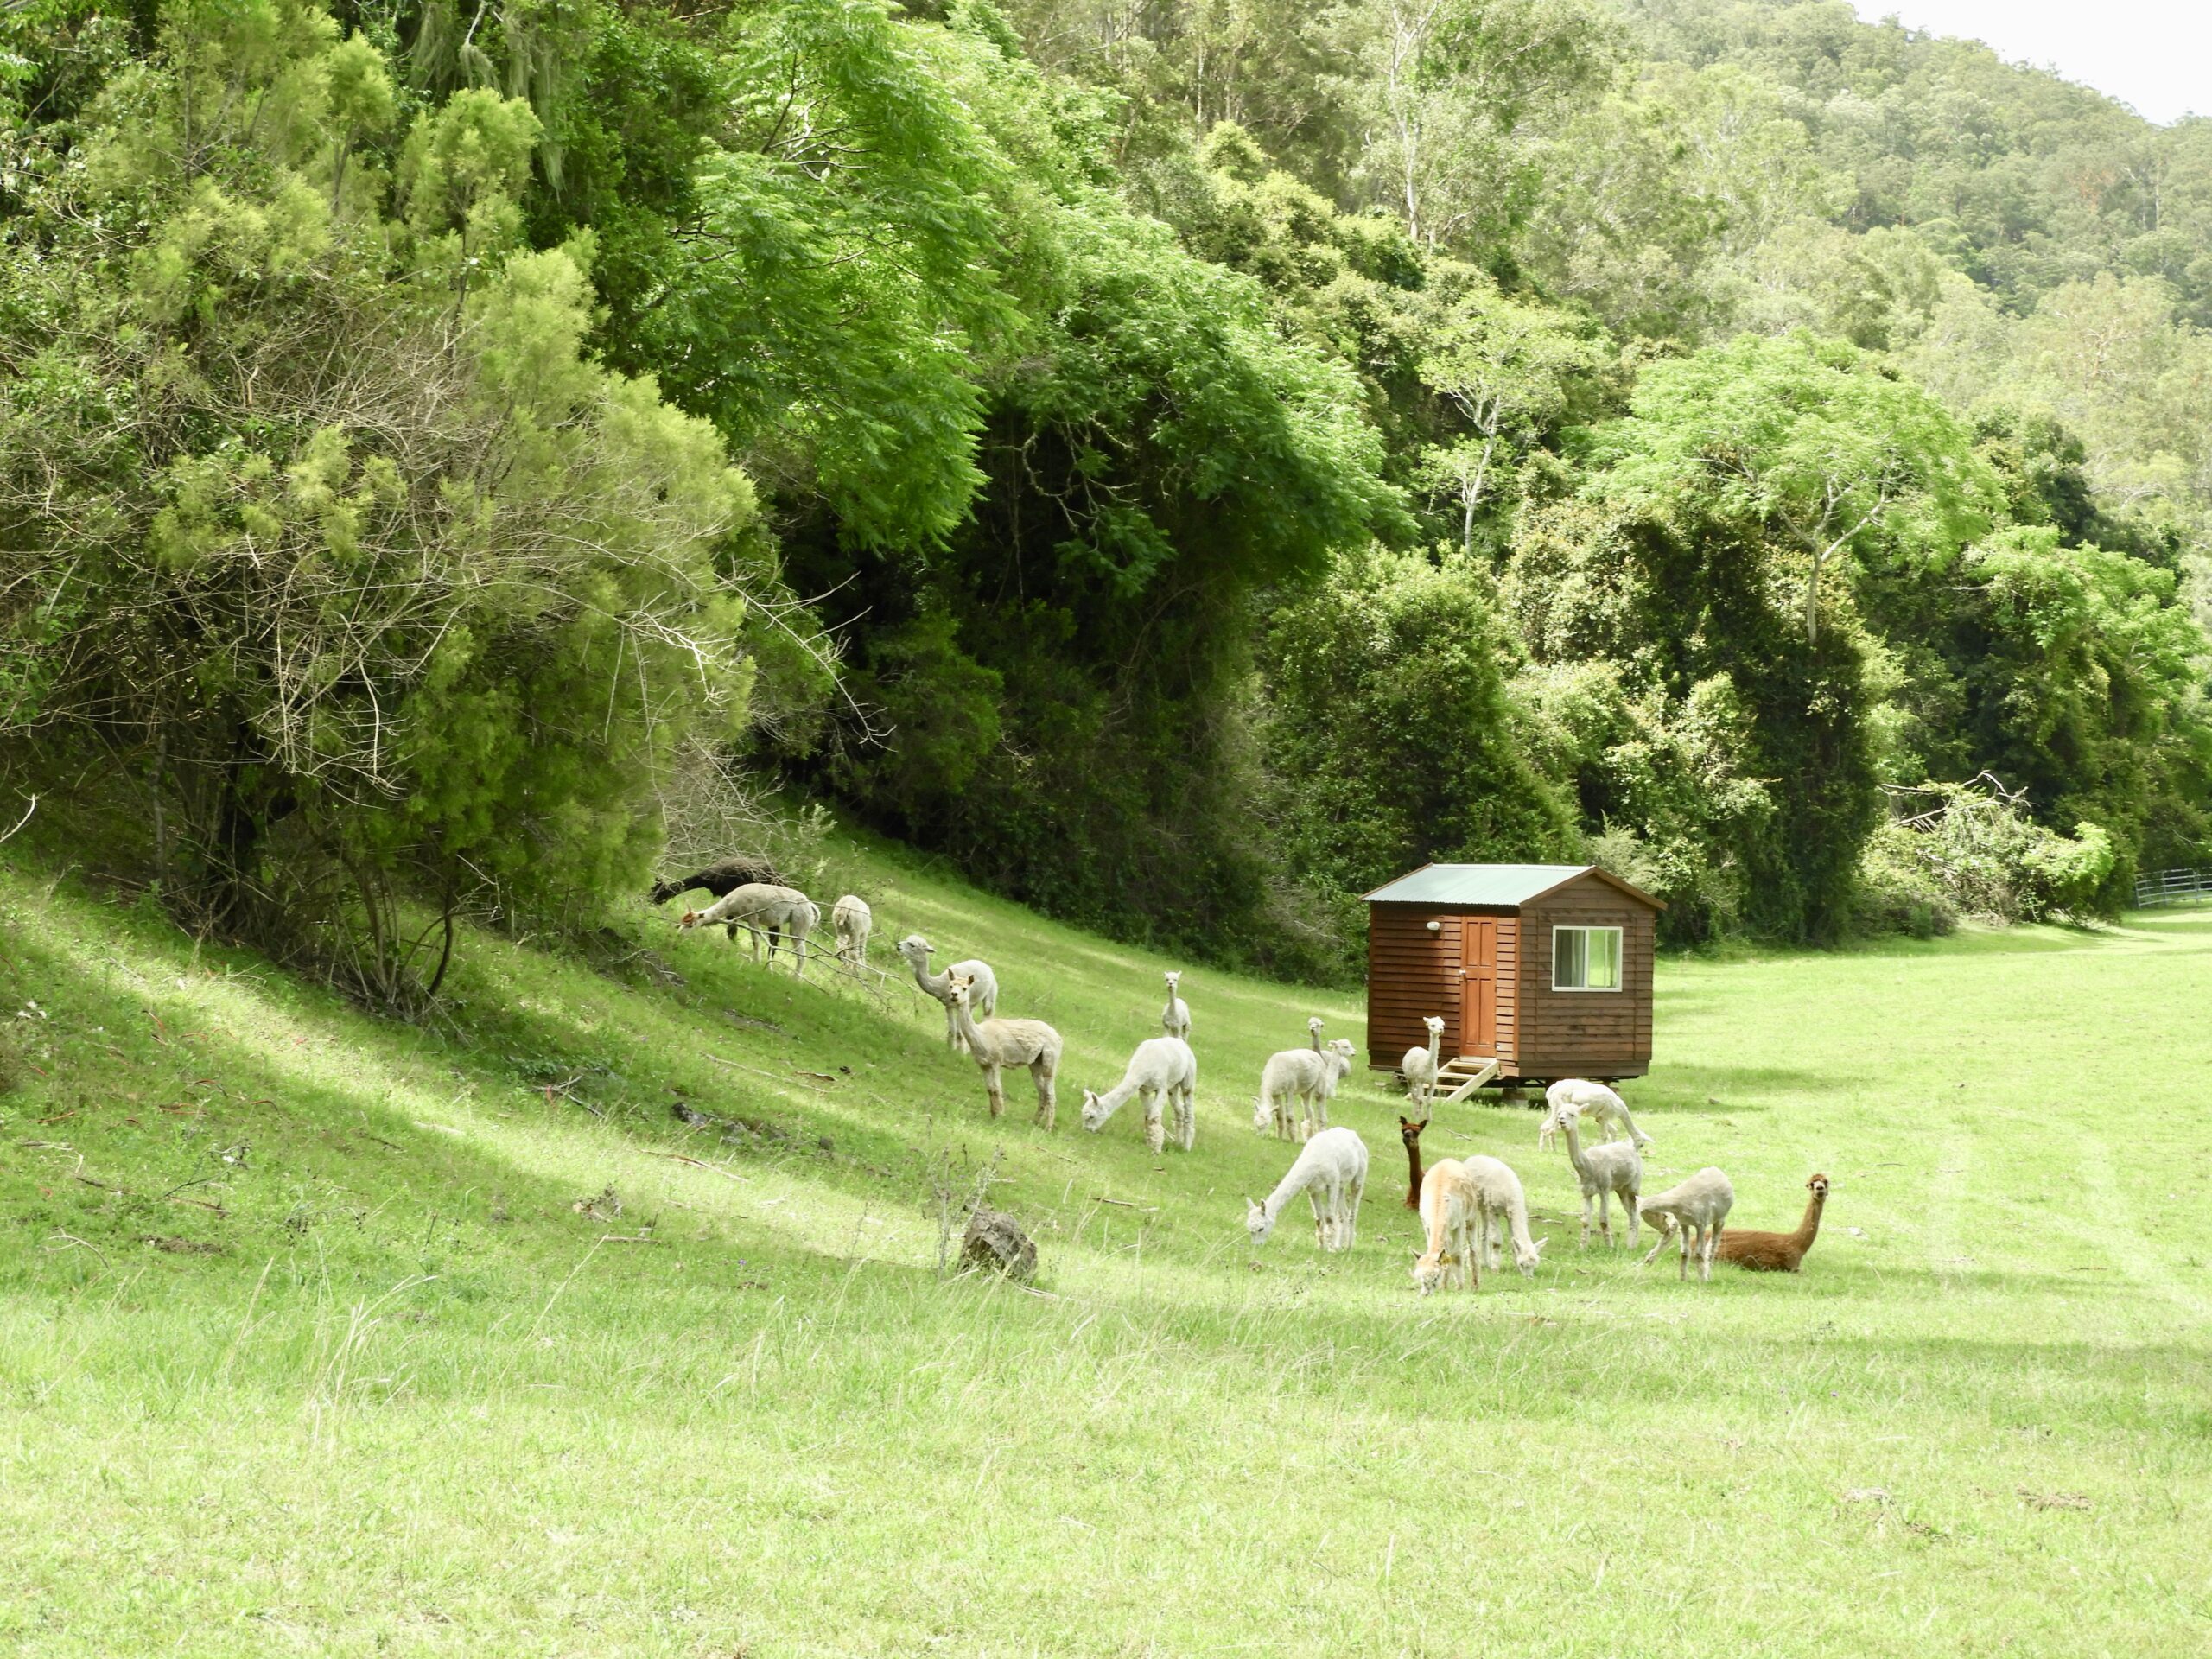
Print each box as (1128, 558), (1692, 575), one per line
(3, 0), (2209, 994)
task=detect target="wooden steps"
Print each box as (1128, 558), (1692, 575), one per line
(1431, 1056), (1500, 1103)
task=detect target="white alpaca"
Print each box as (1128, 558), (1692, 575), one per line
(1412, 1159), (1477, 1294)
(1401, 1015), (1445, 1118)
(1307, 1039), (1356, 1137)
(1306, 1015), (1325, 1052)
(1161, 971), (1192, 1041)
(1253, 1043), (1352, 1142)
(1550, 1101), (1641, 1249)
(1637, 1167), (1736, 1282)
(681, 883), (819, 977)
(946, 975), (1061, 1128)
(895, 934), (1000, 1053)
(1538, 1078), (1652, 1153)
(1081, 1036), (1197, 1154)
(830, 894), (873, 965)
(1246, 1127), (1368, 1252)
(1459, 1154), (1547, 1277)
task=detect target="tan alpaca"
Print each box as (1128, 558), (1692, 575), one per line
(1412, 1160), (1479, 1294)
(946, 974), (1063, 1128)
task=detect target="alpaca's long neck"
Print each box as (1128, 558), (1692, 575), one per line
(1499, 1180), (1535, 1254)
(906, 957), (948, 999)
(950, 998), (988, 1051)
(1426, 1030), (1441, 1069)
(1402, 1135), (1424, 1210)
(1420, 1180), (1453, 1260)
(1263, 1155), (1319, 1223)
(1560, 1123), (1591, 1183)
(1793, 1189), (1826, 1247)
(1097, 1067), (1140, 1115)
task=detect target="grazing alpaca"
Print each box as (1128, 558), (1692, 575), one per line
(1716, 1173), (1830, 1272)
(1401, 1015), (1445, 1119)
(1551, 1101), (1642, 1249)
(1399, 1115), (1426, 1210)
(1412, 1160), (1478, 1294)
(894, 935), (1000, 1053)
(680, 883), (819, 976)
(1161, 972), (1192, 1041)
(946, 975), (1061, 1128)
(1265, 1052), (1327, 1141)
(1538, 1079), (1652, 1153)
(830, 894), (873, 965)
(1081, 1036), (1198, 1154)
(648, 855), (785, 908)
(1248, 1127), (1368, 1252)
(1460, 1154), (1546, 1278)
(1637, 1167), (1736, 1282)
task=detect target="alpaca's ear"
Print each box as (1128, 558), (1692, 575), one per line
(1533, 1237), (1549, 1255)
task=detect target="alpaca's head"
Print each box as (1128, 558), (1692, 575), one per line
(1398, 1116), (1424, 1150)
(1080, 1089), (1110, 1134)
(677, 909), (704, 931)
(1244, 1197), (1274, 1245)
(896, 934), (932, 969)
(1251, 1091), (1274, 1135)
(1807, 1173), (1831, 1201)
(1548, 1101), (1584, 1147)
(1165, 970), (1180, 991)
(1307, 1015), (1324, 1033)
(1510, 1233), (1548, 1277)
(1412, 1250), (1448, 1295)
(946, 972), (972, 1010)
(1423, 1015), (1445, 1037)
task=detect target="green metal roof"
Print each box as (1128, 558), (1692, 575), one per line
(1361, 863), (1662, 908)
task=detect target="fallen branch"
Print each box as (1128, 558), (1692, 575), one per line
(704, 1054), (830, 1092)
(597, 1233), (659, 1245)
(643, 1150), (749, 1183)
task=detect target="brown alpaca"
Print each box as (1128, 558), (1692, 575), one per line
(1715, 1173), (1829, 1272)
(1399, 1116), (1426, 1211)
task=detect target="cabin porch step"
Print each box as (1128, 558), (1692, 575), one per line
(1431, 1057), (1500, 1103)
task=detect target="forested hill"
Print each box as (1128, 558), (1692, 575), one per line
(3, 0), (2209, 1006)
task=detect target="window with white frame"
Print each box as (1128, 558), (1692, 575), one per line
(1552, 925), (1623, 991)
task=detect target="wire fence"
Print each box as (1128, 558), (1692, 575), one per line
(2133, 868), (2212, 908)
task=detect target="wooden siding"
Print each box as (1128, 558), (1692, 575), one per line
(1515, 884), (1654, 1078)
(1367, 868), (1656, 1081)
(1367, 907), (1461, 1071)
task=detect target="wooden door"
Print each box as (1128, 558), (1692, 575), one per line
(1461, 918), (1497, 1058)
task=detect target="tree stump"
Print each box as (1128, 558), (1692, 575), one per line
(960, 1208), (1036, 1282)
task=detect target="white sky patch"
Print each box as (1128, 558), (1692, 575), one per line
(1848, 2), (2209, 125)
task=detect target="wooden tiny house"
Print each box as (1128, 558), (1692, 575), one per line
(1363, 864), (1663, 1087)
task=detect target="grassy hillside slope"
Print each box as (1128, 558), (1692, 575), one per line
(3, 830), (2209, 1656)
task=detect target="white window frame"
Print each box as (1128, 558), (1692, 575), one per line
(1551, 925), (1624, 993)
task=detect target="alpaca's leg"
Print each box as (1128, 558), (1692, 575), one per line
(1142, 1085), (1165, 1155)
(1596, 1188), (1611, 1247)
(1638, 1217), (1670, 1267)
(1176, 1083), (1194, 1152)
(1624, 1187), (1640, 1251)
(1033, 1058), (1056, 1131)
(1344, 1173), (1362, 1249)
(1307, 1187), (1328, 1249)
(791, 925), (806, 980)
(983, 1063), (1006, 1120)
(1701, 1225), (1719, 1282)
(1580, 1190), (1593, 1249)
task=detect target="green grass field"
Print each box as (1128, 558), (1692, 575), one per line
(3, 832), (2210, 1656)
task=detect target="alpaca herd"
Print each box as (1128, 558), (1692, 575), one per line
(655, 855), (1826, 1294)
